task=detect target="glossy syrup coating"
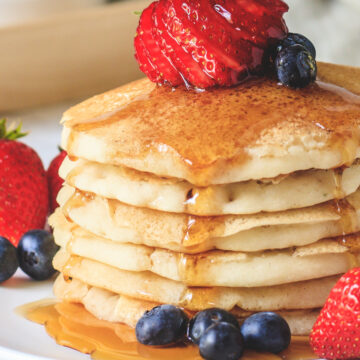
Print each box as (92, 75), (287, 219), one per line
(19, 300), (318, 360)
(62, 63), (360, 186)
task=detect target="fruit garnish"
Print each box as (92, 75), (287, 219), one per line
(188, 308), (239, 345)
(136, 304), (189, 345)
(47, 149), (67, 214)
(137, 306), (293, 359)
(310, 268), (360, 360)
(199, 322), (244, 360)
(276, 32), (316, 59)
(275, 44), (317, 88)
(17, 230), (59, 281)
(240, 312), (291, 353)
(0, 236), (19, 284)
(134, 0), (289, 88)
(0, 119), (48, 246)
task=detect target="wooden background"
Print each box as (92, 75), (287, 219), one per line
(0, 0), (359, 112)
(0, 0), (149, 112)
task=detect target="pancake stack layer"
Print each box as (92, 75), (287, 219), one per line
(50, 63), (360, 335)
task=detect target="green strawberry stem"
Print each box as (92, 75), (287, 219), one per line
(0, 118), (27, 140)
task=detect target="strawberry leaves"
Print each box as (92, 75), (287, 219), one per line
(0, 118), (27, 141)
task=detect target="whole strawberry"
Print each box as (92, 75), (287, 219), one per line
(47, 149), (66, 214)
(310, 268), (360, 360)
(0, 119), (48, 246)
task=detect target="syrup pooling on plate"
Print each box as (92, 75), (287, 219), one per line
(17, 300), (317, 360)
(64, 76), (360, 186)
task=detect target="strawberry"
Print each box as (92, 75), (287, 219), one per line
(154, 0), (215, 88)
(134, 0), (288, 88)
(0, 119), (48, 246)
(310, 268), (360, 360)
(135, 2), (182, 86)
(47, 149), (66, 214)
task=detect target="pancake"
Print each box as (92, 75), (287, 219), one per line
(53, 186), (360, 253)
(53, 250), (342, 311)
(53, 215), (358, 287)
(61, 63), (360, 186)
(54, 276), (320, 335)
(60, 156), (360, 215)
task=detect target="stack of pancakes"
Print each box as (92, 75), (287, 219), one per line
(50, 62), (360, 336)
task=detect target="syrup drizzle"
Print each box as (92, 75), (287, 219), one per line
(17, 300), (318, 360)
(64, 76), (360, 187)
(331, 168), (360, 267)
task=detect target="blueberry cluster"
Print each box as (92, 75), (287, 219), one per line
(273, 33), (317, 89)
(136, 305), (291, 360)
(0, 230), (59, 283)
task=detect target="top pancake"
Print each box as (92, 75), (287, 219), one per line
(61, 63), (360, 186)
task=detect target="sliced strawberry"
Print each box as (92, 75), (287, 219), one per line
(135, 3), (161, 83)
(154, 0), (215, 88)
(172, 0), (262, 79)
(197, 0), (264, 67)
(209, 0), (288, 47)
(254, 0), (289, 15)
(162, 0), (231, 85)
(136, 2), (182, 86)
(207, 0), (269, 46)
(134, 30), (161, 83)
(134, 0), (288, 88)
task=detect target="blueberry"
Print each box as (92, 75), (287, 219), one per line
(275, 44), (317, 89)
(17, 230), (59, 281)
(188, 308), (239, 345)
(278, 33), (316, 59)
(136, 305), (189, 345)
(199, 322), (244, 360)
(0, 237), (18, 283)
(240, 312), (291, 354)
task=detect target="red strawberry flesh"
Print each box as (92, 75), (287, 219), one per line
(47, 150), (67, 214)
(135, 2), (182, 86)
(310, 268), (360, 360)
(0, 140), (48, 246)
(154, 0), (215, 88)
(134, 0), (288, 88)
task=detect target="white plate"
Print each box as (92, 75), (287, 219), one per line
(0, 271), (87, 360)
(2, 103), (88, 360)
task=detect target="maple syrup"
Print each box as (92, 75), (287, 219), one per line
(62, 188), (225, 253)
(182, 214), (225, 249)
(62, 189), (96, 220)
(64, 75), (360, 186)
(330, 167), (360, 268)
(17, 300), (317, 360)
(184, 187), (219, 215)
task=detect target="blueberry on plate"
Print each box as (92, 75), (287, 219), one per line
(275, 44), (317, 89)
(188, 308), (239, 345)
(240, 312), (291, 354)
(277, 33), (316, 59)
(0, 236), (19, 283)
(17, 230), (59, 281)
(199, 322), (244, 360)
(136, 304), (189, 345)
